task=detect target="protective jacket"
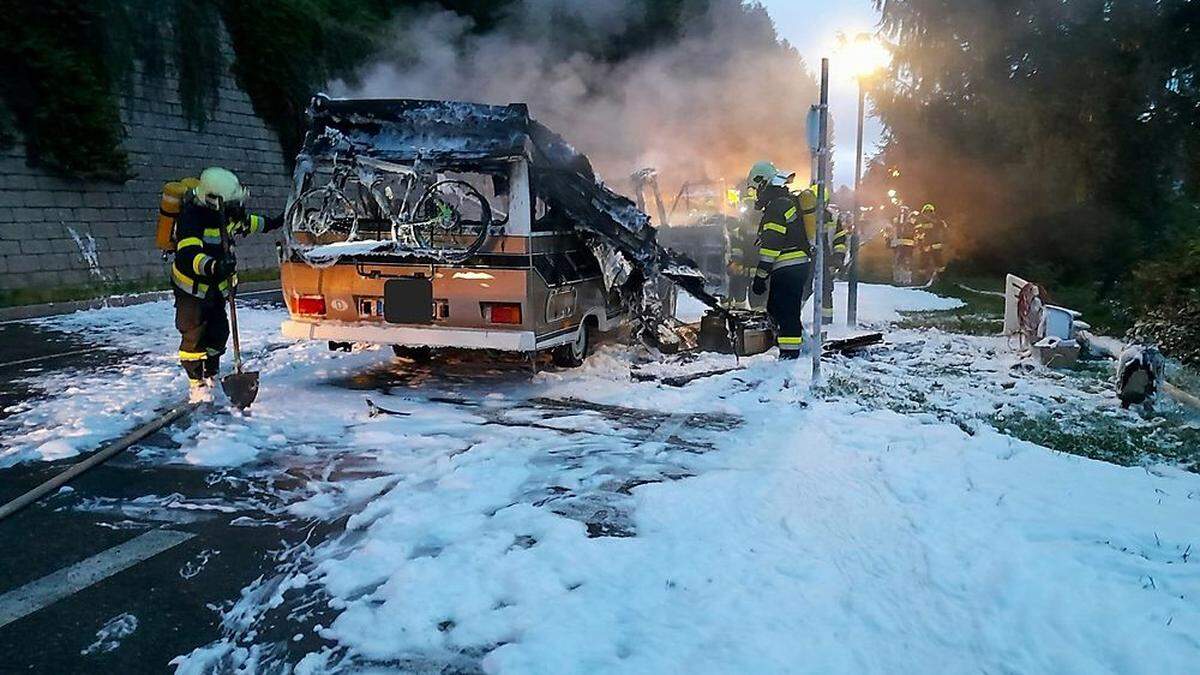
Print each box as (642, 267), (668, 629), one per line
(754, 185), (815, 282)
(727, 217), (758, 277)
(894, 213), (916, 248)
(172, 200), (272, 299)
(915, 213), (947, 252)
(827, 210), (849, 257)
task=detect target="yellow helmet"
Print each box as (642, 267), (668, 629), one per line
(197, 167), (248, 209)
(921, 203), (936, 213)
(746, 161), (780, 188)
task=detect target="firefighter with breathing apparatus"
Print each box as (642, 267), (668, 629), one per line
(161, 167), (282, 402)
(746, 161), (816, 360)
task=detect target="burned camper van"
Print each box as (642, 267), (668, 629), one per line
(280, 96), (702, 364)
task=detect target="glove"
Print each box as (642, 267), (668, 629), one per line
(225, 203), (247, 227)
(752, 276), (767, 296)
(206, 257), (237, 279)
(264, 213), (285, 233)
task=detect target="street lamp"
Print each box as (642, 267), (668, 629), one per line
(837, 32), (890, 327)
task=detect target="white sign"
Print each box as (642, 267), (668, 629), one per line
(806, 106), (822, 152)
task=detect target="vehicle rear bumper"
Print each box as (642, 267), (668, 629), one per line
(282, 319), (537, 351)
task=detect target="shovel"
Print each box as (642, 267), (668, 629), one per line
(218, 209), (259, 409)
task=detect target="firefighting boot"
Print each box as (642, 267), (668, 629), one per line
(188, 378), (214, 404)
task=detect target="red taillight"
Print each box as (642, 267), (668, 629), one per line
(483, 302), (522, 325)
(295, 295), (326, 316)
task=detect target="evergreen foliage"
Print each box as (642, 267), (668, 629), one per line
(0, 0), (709, 177)
(868, 0), (1200, 355)
(0, 0), (132, 179)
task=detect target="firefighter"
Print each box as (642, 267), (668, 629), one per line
(726, 215), (757, 307)
(818, 201), (850, 325)
(173, 167), (281, 401)
(892, 207), (916, 285)
(746, 161), (815, 360)
(914, 203), (948, 281)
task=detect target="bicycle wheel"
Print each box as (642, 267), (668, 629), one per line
(411, 179), (493, 261)
(287, 185), (359, 244)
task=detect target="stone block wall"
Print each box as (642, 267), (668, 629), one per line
(0, 37), (292, 300)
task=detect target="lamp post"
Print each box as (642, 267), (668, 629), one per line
(847, 73), (866, 326)
(839, 33), (890, 327)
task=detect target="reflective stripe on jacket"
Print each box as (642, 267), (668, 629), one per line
(829, 213), (849, 254)
(755, 188), (816, 279)
(172, 202), (264, 298)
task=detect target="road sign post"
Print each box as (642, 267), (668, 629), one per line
(811, 59), (831, 386)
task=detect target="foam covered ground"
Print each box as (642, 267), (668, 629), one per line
(2, 284), (1197, 673)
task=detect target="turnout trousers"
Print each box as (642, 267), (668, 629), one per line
(921, 245), (944, 276)
(728, 273), (750, 307)
(766, 262), (812, 358)
(894, 246), (914, 285)
(175, 288), (229, 381)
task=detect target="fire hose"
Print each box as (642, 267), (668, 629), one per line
(0, 401), (194, 522)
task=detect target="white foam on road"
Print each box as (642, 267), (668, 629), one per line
(1, 284), (1197, 674)
(81, 612), (139, 656)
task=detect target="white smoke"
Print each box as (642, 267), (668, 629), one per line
(333, 0), (820, 199)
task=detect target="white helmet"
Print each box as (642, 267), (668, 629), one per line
(196, 167), (248, 209)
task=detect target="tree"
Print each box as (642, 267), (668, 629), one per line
(868, 0), (1200, 295)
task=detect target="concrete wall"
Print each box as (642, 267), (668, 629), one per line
(0, 38), (291, 300)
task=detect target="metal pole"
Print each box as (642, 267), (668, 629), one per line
(811, 59), (830, 385)
(847, 76), (866, 327)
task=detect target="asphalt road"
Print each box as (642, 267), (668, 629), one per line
(0, 291), (317, 672)
(0, 290), (680, 671)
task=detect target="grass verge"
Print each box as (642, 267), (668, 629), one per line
(0, 267), (280, 307)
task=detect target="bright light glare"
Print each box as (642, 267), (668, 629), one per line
(838, 33), (891, 79)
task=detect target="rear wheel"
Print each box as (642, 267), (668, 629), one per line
(552, 320), (595, 368)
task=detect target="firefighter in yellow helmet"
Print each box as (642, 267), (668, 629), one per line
(746, 161), (816, 360)
(914, 202), (948, 282)
(172, 167), (281, 401)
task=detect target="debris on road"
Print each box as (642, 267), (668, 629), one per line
(632, 365), (743, 388)
(366, 398), (411, 418)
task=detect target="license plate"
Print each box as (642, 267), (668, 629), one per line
(383, 277), (433, 324)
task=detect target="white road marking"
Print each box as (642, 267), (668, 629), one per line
(0, 529), (195, 629)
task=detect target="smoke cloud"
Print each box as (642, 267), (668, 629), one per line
(332, 0), (819, 203)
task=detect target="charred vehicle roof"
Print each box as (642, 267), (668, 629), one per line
(299, 95), (660, 261)
(290, 95), (722, 343)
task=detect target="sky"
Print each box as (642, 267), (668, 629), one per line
(758, 0), (885, 188)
